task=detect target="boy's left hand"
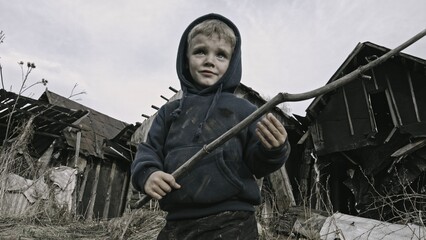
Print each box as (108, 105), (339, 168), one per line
(256, 113), (288, 150)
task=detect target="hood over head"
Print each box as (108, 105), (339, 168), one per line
(176, 13), (242, 95)
(172, 14), (242, 139)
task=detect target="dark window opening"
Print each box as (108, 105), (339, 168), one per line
(370, 91), (394, 141)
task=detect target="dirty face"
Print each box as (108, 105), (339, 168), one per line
(187, 33), (233, 87)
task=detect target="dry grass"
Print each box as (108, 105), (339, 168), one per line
(0, 210), (109, 239)
(108, 208), (166, 240)
(0, 207), (166, 239)
(0, 207), (298, 240)
(0, 96), (164, 239)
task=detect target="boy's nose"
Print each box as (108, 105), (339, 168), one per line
(204, 54), (215, 67)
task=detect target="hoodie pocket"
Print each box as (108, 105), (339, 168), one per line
(162, 146), (244, 206)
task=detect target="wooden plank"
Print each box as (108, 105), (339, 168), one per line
(102, 161), (116, 220)
(0, 123), (61, 138)
(342, 87), (354, 136)
(91, 162), (111, 219)
(77, 163), (90, 216)
(74, 131), (81, 168)
(119, 170), (130, 217)
(268, 165), (296, 213)
(0, 102), (83, 130)
(385, 90), (400, 128)
(298, 139), (313, 203)
(86, 161), (101, 221)
(406, 65), (421, 122)
(0, 103), (81, 130)
(77, 159), (89, 213)
(362, 79), (378, 133)
(369, 67), (379, 90)
(391, 138), (426, 157)
(386, 74), (402, 125)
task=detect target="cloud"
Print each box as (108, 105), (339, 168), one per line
(1, 0), (426, 123)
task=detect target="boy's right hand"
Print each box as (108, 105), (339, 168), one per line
(144, 171), (181, 200)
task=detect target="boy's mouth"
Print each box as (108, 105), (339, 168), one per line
(199, 70), (216, 76)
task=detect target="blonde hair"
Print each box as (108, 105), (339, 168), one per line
(187, 19), (236, 50)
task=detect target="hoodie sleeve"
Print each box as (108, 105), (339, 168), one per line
(243, 118), (291, 179)
(131, 106), (169, 192)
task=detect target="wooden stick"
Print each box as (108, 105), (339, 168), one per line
(131, 28), (426, 209)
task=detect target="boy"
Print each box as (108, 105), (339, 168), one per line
(131, 13), (290, 239)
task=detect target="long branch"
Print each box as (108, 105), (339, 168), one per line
(131, 28), (426, 209)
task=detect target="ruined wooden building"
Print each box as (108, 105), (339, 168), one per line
(298, 41), (426, 223)
(0, 89), (139, 219)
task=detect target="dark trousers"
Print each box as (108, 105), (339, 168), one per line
(157, 211), (259, 240)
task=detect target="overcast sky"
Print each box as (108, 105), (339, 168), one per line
(1, 0), (426, 124)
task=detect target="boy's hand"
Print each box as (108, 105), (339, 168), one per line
(144, 171), (181, 200)
(256, 113), (288, 150)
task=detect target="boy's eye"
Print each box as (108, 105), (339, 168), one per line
(193, 49), (205, 55)
(217, 52), (229, 60)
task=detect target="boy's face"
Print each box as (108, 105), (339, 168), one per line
(187, 33), (233, 87)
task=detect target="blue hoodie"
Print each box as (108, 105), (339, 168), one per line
(131, 13), (290, 221)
